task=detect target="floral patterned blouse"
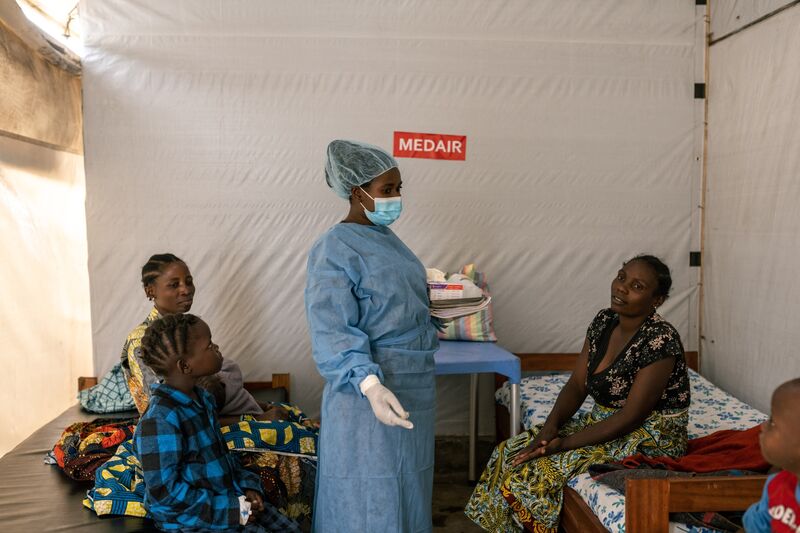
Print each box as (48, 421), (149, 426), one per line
(585, 308), (690, 411)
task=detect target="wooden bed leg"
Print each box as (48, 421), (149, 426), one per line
(560, 487), (607, 532)
(626, 478), (670, 533)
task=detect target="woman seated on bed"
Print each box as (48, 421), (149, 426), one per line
(121, 253), (290, 424)
(465, 254), (690, 533)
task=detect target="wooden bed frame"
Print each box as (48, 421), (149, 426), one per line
(494, 353), (767, 533)
(79, 373), (292, 402)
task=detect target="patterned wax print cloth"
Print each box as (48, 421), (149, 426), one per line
(50, 417), (137, 481)
(465, 403), (688, 532)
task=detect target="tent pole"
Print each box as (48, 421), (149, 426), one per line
(697, 1), (710, 373)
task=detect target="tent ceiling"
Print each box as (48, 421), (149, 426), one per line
(15, 0), (81, 55)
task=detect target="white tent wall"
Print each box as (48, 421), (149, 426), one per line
(0, 138), (91, 458)
(81, 0), (702, 435)
(709, 0), (793, 40)
(703, 1), (800, 413)
(0, 12), (91, 457)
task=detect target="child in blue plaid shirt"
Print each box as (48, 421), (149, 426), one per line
(135, 313), (301, 532)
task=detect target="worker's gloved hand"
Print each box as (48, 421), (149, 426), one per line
(359, 375), (414, 430)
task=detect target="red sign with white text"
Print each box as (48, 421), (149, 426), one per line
(393, 131), (467, 161)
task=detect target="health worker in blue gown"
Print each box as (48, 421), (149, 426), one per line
(305, 140), (439, 532)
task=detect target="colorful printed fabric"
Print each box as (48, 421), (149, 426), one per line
(120, 307), (161, 414)
(226, 407), (319, 531)
(78, 362), (135, 413)
(223, 409), (318, 457)
(586, 309), (690, 411)
(438, 264), (497, 342)
(495, 370), (767, 532)
(85, 439), (317, 531)
(83, 438), (147, 517)
(465, 403), (688, 532)
(83, 401), (318, 530)
(239, 452), (317, 532)
(50, 417), (137, 481)
(84, 440), (310, 532)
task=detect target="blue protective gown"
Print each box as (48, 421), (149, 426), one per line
(305, 223), (439, 533)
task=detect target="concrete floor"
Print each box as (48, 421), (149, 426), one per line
(432, 437), (494, 532)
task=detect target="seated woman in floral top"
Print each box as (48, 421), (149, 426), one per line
(465, 254), (690, 533)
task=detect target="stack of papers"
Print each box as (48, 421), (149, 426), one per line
(430, 294), (492, 320)
(427, 270), (491, 319)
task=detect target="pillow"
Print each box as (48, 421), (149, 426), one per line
(437, 264), (497, 342)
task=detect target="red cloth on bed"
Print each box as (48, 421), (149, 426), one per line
(620, 425), (770, 473)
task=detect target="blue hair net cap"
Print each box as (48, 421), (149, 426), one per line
(325, 140), (398, 199)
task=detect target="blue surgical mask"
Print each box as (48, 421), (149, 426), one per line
(359, 187), (403, 226)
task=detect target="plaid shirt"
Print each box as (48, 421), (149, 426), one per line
(135, 383), (261, 531)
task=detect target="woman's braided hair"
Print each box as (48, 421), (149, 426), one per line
(141, 253), (184, 287)
(140, 313), (199, 376)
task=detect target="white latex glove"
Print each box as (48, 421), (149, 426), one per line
(359, 375), (414, 430)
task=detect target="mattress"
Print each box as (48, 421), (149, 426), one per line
(0, 385), (289, 531)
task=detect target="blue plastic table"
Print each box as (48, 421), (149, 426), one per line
(434, 340), (521, 481)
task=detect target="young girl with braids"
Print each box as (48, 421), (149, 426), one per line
(135, 313), (301, 532)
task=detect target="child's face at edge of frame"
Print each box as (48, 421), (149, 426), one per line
(759, 387), (800, 472)
(185, 320), (223, 377)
